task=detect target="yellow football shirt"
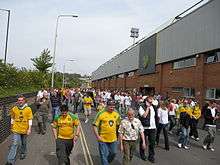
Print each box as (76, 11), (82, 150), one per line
(83, 97), (93, 109)
(93, 109), (120, 142)
(10, 105), (33, 134)
(53, 112), (79, 139)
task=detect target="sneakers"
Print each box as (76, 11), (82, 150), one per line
(178, 143), (182, 148)
(191, 136), (195, 140)
(5, 162), (13, 165)
(85, 119), (89, 123)
(203, 145), (207, 150)
(191, 136), (199, 141)
(168, 131), (173, 135)
(20, 154), (26, 160)
(184, 146), (190, 150)
(210, 147), (215, 152)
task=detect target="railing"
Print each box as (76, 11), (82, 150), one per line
(0, 92), (37, 143)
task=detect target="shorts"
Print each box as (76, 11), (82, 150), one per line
(84, 107), (91, 116)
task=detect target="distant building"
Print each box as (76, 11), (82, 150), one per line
(92, 0), (220, 105)
(80, 77), (92, 89)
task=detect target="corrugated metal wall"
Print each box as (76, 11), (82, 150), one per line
(92, 44), (139, 80)
(92, 0), (220, 81)
(157, 0), (220, 64)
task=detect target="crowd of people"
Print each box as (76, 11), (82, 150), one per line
(5, 87), (220, 165)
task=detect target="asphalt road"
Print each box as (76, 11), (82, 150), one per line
(0, 109), (220, 165)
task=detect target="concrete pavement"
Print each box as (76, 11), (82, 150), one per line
(0, 109), (220, 165)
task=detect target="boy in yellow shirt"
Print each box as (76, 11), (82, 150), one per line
(83, 93), (93, 123)
(6, 96), (33, 165)
(51, 104), (80, 165)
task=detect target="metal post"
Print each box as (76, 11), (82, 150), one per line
(51, 16), (60, 88)
(62, 64), (65, 88)
(0, 9), (10, 64)
(51, 15), (78, 88)
(4, 10), (10, 64)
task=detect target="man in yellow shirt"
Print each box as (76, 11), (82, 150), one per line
(83, 93), (93, 123)
(93, 99), (120, 165)
(6, 96), (33, 165)
(51, 104), (80, 165)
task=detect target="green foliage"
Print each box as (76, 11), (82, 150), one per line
(31, 48), (53, 73)
(0, 58), (85, 98)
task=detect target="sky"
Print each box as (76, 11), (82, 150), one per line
(0, 0), (208, 75)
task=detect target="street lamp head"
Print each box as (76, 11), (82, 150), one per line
(59, 14), (78, 18)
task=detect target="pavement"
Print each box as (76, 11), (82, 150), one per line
(0, 109), (220, 165)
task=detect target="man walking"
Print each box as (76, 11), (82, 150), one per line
(203, 100), (219, 151)
(6, 96), (33, 165)
(93, 99), (120, 165)
(118, 108), (146, 165)
(51, 104), (81, 165)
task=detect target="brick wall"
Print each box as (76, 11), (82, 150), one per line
(92, 54), (220, 105)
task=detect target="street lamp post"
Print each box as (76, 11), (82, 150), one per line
(0, 8), (10, 64)
(51, 14), (78, 88)
(62, 59), (75, 88)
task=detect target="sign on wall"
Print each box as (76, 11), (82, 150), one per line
(138, 34), (156, 75)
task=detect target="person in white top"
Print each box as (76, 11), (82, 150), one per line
(156, 101), (169, 150)
(124, 93), (132, 114)
(138, 96), (158, 163)
(114, 92), (121, 114)
(120, 93), (125, 114)
(168, 99), (177, 134)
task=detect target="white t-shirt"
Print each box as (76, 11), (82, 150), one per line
(114, 94), (121, 102)
(210, 107), (216, 118)
(158, 107), (169, 124)
(120, 95), (125, 105)
(124, 96), (132, 106)
(139, 106), (156, 129)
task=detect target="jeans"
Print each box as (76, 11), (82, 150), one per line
(140, 129), (156, 161)
(56, 138), (73, 165)
(7, 133), (27, 164)
(168, 115), (176, 131)
(178, 126), (189, 146)
(52, 106), (60, 120)
(156, 123), (169, 150)
(189, 118), (199, 138)
(98, 141), (117, 165)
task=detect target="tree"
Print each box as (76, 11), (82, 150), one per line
(31, 48), (53, 73)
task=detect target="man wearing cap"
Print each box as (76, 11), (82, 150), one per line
(51, 104), (81, 165)
(6, 96), (33, 165)
(93, 99), (120, 165)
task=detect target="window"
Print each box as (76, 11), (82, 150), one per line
(205, 50), (220, 63)
(173, 57), (196, 69)
(206, 88), (220, 100)
(183, 88), (195, 97)
(172, 87), (195, 97)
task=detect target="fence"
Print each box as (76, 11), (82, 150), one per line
(0, 92), (37, 143)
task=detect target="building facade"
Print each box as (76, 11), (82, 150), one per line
(92, 0), (220, 105)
